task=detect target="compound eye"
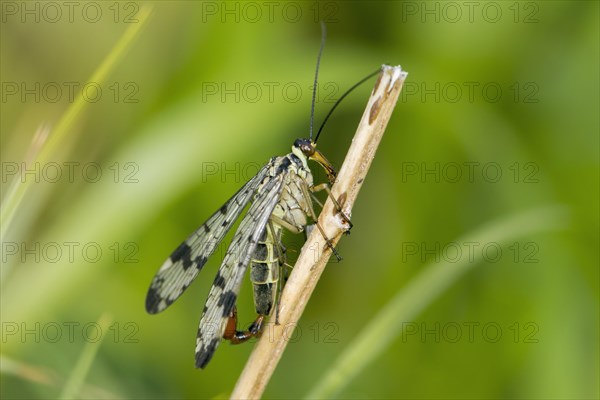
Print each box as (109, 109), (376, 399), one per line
(293, 138), (315, 156)
(301, 142), (315, 156)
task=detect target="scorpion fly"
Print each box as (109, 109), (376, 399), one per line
(145, 23), (380, 368)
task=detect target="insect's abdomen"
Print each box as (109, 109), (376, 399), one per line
(249, 226), (282, 315)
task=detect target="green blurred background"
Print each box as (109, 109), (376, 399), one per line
(1, 1), (598, 399)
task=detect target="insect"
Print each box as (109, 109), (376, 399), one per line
(145, 24), (379, 368)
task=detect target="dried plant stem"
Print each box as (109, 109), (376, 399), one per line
(230, 65), (408, 400)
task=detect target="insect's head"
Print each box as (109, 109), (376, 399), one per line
(293, 138), (337, 184)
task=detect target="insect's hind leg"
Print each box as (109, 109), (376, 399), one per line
(223, 306), (266, 344)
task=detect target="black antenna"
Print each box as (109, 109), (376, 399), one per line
(309, 21), (327, 142)
(314, 67), (381, 144)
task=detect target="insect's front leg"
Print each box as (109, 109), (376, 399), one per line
(299, 182), (344, 261)
(310, 182), (353, 230)
(223, 306), (266, 344)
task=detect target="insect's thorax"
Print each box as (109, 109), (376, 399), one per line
(265, 153), (314, 232)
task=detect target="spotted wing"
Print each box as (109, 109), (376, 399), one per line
(145, 164), (270, 314)
(195, 172), (285, 368)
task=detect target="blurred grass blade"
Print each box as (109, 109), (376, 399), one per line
(306, 204), (571, 399)
(0, 354), (56, 386)
(46, 4), (153, 158)
(0, 4), (153, 240)
(59, 313), (112, 400)
(0, 354), (120, 398)
(0, 124), (49, 219)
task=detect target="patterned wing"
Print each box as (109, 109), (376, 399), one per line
(145, 164), (270, 314)
(194, 172), (285, 368)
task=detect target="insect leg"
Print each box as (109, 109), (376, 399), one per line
(299, 182), (344, 261)
(310, 182), (353, 230)
(268, 221), (287, 267)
